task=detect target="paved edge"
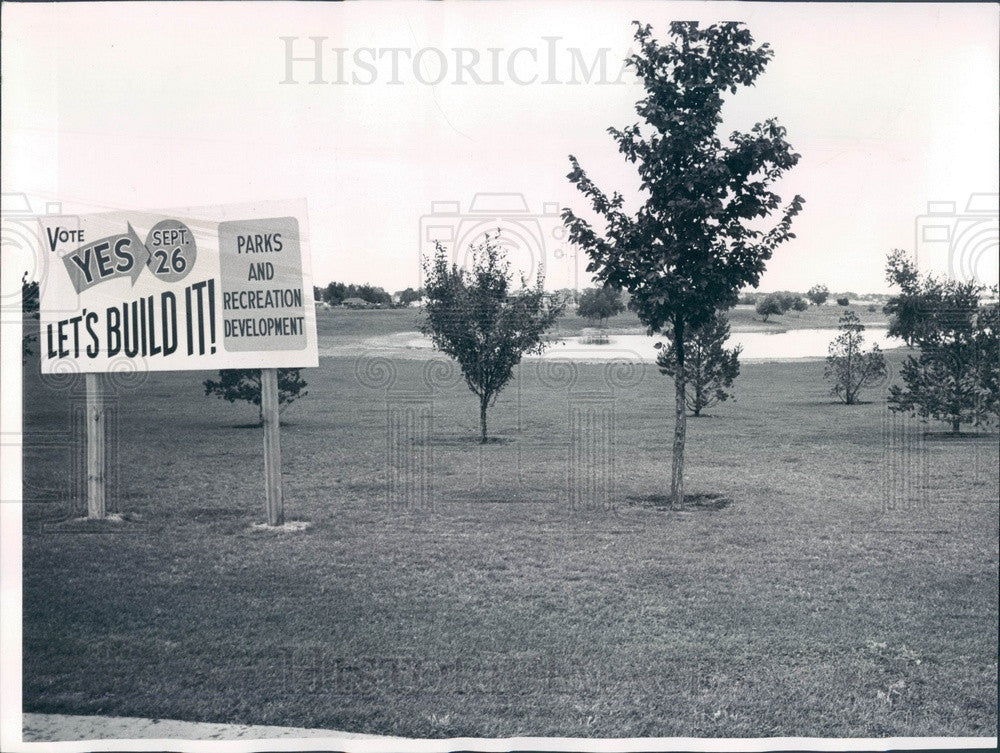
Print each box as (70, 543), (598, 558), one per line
(22, 712), (411, 742)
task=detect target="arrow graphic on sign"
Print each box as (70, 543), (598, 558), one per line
(62, 223), (150, 293)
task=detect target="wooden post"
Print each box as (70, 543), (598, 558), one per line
(261, 368), (284, 526)
(85, 372), (106, 519)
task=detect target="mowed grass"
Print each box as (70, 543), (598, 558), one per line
(311, 300), (889, 342)
(21, 336), (998, 738)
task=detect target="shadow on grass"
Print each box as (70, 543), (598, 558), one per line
(922, 431), (1000, 441)
(413, 435), (516, 446)
(626, 492), (733, 512)
(230, 422), (296, 429)
(41, 512), (147, 531)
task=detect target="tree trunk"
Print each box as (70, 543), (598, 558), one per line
(952, 418), (960, 433)
(480, 395), (489, 444)
(670, 325), (686, 509)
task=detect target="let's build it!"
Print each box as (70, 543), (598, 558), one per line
(38, 206), (318, 373)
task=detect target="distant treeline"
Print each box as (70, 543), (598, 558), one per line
(313, 282), (421, 308)
(738, 290), (888, 305)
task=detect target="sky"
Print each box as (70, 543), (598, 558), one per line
(2, 1), (998, 297)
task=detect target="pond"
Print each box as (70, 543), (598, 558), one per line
(402, 328), (901, 363)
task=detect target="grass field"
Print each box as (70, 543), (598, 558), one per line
(313, 301), (889, 341)
(20, 311), (998, 739)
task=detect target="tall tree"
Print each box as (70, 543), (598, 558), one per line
(656, 312), (742, 416)
(884, 250), (999, 432)
(563, 21), (804, 506)
(421, 232), (563, 443)
(824, 310), (887, 405)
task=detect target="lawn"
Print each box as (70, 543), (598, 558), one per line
(311, 301), (889, 342)
(20, 316), (998, 738)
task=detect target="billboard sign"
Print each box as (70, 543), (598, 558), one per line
(37, 203), (319, 373)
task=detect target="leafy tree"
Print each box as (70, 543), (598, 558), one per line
(22, 273), (39, 363)
(320, 281), (392, 307)
(421, 232), (563, 443)
(791, 296), (808, 312)
(395, 287), (422, 306)
(577, 285), (626, 325)
(884, 250), (999, 432)
(204, 369), (308, 425)
(563, 21), (803, 506)
(656, 312), (742, 416)
(824, 311), (887, 404)
(806, 284), (829, 306)
(756, 294), (785, 321)
(836, 296), (850, 306)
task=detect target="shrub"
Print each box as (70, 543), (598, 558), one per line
(204, 369), (308, 424)
(756, 294), (785, 321)
(836, 297), (850, 306)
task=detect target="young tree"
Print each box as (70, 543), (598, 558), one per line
(884, 250), (999, 432)
(421, 232), (564, 443)
(806, 284), (829, 306)
(656, 312), (742, 416)
(756, 294), (785, 322)
(563, 21), (804, 506)
(577, 286), (626, 325)
(204, 369), (308, 425)
(824, 311), (887, 404)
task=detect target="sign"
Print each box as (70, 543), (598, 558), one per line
(38, 203), (319, 373)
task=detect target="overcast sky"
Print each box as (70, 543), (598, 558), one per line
(3, 1), (998, 295)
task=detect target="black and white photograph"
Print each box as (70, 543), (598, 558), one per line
(1, 2), (998, 751)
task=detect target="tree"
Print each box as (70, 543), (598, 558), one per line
(396, 287), (422, 306)
(791, 295), (808, 312)
(204, 369), (308, 425)
(577, 285), (626, 325)
(421, 232), (564, 443)
(22, 273), (39, 363)
(756, 294), (785, 321)
(884, 250), (999, 432)
(656, 312), (742, 416)
(563, 21), (804, 506)
(824, 311), (887, 404)
(806, 284), (829, 306)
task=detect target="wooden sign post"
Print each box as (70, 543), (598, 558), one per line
(40, 208), (317, 529)
(84, 373), (107, 519)
(261, 368), (284, 526)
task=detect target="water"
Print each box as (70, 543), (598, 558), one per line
(402, 328), (900, 363)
